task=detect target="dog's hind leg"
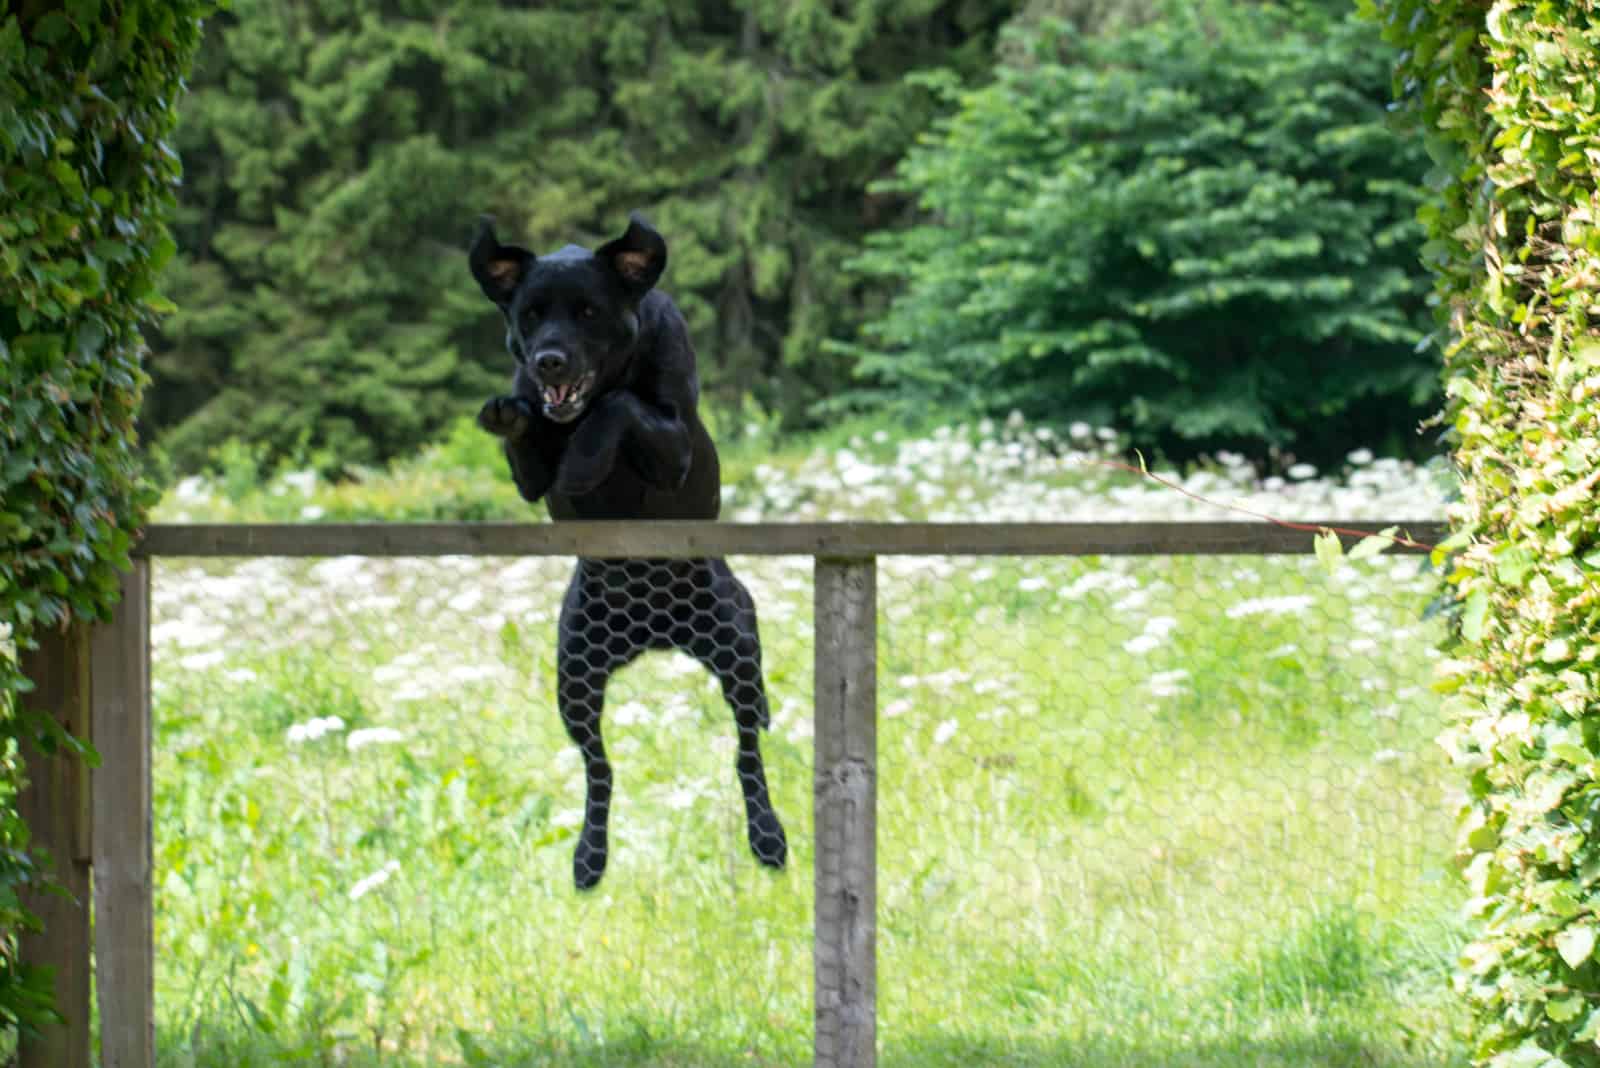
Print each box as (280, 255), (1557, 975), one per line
(557, 644), (613, 890)
(687, 559), (788, 870)
(556, 563), (643, 890)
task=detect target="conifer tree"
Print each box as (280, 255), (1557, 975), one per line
(150, 0), (1018, 471)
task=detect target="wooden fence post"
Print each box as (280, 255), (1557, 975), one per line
(92, 559), (155, 1068)
(17, 620), (93, 1068)
(813, 557), (877, 1068)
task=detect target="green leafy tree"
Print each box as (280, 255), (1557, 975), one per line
(149, 0), (1018, 473)
(1, 0), (210, 1044)
(1371, 0), (1600, 1062)
(842, 0), (1437, 462)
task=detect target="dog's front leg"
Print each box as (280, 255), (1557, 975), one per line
(505, 438), (558, 504)
(555, 392), (690, 496)
(478, 395), (557, 502)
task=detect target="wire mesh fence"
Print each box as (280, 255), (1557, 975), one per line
(140, 540), (1462, 1066)
(872, 553), (1460, 1063)
(149, 552), (822, 1063)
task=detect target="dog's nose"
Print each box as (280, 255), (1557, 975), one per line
(534, 350), (569, 377)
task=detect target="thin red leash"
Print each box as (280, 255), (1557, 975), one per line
(1074, 455), (1441, 553)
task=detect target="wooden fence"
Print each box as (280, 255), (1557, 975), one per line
(16, 519), (1446, 1068)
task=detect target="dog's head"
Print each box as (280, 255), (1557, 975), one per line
(469, 214), (667, 424)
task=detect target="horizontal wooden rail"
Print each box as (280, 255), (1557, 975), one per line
(136, 520), (1448, 558)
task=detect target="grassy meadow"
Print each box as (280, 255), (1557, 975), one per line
(144, 417), (1467, 1066)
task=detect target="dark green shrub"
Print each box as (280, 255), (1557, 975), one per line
(842, 0), (1437, 463)
(1371, 0), (1600, 1062)
(1, 0), (209, 1041)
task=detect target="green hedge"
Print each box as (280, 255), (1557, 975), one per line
(1372, 0), (1600, 1063)
(1, 1), (209, 1041)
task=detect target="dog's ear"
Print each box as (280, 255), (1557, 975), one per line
(596, 214), (667, 295)
(469, 216), (534, 308)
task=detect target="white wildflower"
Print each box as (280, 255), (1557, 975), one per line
(179, 650), (226, 672)
(1111, 590), (1152, 614)
(1148, 669), (1190, 697)
(1143, 616), (1178, 638)
(1226, 595), (1315, 619)
(663, 784), (700, 811)
(663, 655), (700, 677)
(1347, 448), (1374, 466)
(446, 663), (499, 685)
(839, 459), (879, 488)
(448, 588), (484, 614)
(152, 619), (226, 649)
(174, 476), (210, 501)
(280, 470), (318, 496)
(1060, 570), (1138, 600)
(347, 727), (405, 752)
(1123, 634), (1161, 655)
(348, 859), (400, 901)
(286, 716), (345, 744)
(933, 719), (959, 746)
(611, 701), (649, 726)
(1287, 463), (1318, 480)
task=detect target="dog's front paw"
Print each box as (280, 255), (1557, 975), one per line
(477, 395), (535, 438)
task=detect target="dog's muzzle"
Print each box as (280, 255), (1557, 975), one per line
(541, 372), (596, 423)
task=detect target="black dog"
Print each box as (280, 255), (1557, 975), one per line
(469, 214), (787, 889)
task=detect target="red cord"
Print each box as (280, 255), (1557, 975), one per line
(1076, 456), (1440, 553)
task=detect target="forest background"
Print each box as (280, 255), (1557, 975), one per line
(145, 0), (1440, 477)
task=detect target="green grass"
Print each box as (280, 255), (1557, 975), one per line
(147, 543), (1468, 1066)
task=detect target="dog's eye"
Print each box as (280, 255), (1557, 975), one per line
(576, 302), (597, 321)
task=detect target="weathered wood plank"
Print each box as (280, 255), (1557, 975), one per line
(92, 560), (155, 1068)
(136, 520), (1448, 559)
(813, 558), (877, 1068)
(17, 622), (93, 1068)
